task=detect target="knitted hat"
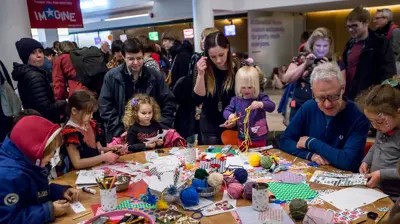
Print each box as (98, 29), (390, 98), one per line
(15, 38), (44, 64)
(10, 115), (61, 164)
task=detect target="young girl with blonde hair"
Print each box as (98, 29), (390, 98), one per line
(123, 94), (164, 152)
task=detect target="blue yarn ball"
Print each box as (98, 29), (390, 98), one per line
(192, 178), (208, 191)
(180, 187), (199, 207)
(234, 168), (248, 184)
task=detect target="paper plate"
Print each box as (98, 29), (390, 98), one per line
(85, 209), (155, 224)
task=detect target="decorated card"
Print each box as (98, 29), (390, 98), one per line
(309, 170), (367, 186)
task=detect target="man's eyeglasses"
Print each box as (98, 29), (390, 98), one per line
(346, 24), (359, 29)
(313, 91), (342, 103)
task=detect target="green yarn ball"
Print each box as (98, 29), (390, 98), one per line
(194, 168), (209, 180)
(260, 156), (274, 169)
(289, 199), (308, 221)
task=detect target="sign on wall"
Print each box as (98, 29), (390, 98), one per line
(26, 0), (83, 28)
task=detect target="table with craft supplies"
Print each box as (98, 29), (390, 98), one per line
(52, 146), (394, 224)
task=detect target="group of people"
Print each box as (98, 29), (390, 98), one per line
(0, 5), (399, 223)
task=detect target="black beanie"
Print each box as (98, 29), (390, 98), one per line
(15, 38), (44, 64)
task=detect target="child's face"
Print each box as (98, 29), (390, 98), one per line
(364, 109), (398, 133)
(40, 147), (59, 168)
(72, 107), (93, 125)
(240, 86), (255, 99)
(138, 103), (153, 126)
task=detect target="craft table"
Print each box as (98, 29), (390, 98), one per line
(52, 147), (394, 224)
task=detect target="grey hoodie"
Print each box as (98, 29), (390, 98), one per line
(363, 130), (400, 201)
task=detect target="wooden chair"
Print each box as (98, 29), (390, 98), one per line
(363, 140), (374, 157)
(221, 130), (238, 146)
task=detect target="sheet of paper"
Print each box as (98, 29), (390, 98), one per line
(70, 201), (86, 213)
(201, 200), (236, 217)
(180, 197), (214, 211)
(236, 204), (294, 224)
(75, 170), (104, 186)
(222, 190), (237, 207)
(225, 156), (253, 169)
(309, 170), (367, 186)
(320, 187), (388, 210)
(144, 129), (168, 144)
(271, 171), (305, 184)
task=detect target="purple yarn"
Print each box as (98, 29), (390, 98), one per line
(243, 182), (256, 200)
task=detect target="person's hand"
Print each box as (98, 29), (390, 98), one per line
(366, 170), (381, 188)
(317, 57), (329, 65)
(311, 153), (330, 165)
(156, 139), (164, 146)
(120, 131), (127, 140)
(359, 162), (370, 174)
(296, 136), (309, 149)
(52, 200), (70, 217)
(196, 56), (208, 77)
(146, 142), (156, 149)
(248, 101), (263, 110)
(305, 53), (316, 66)
(63, 188), (80, 202)
(101, 151), (119, 163)
(116, 144), (129, 155)
(220, 114), (237, 128)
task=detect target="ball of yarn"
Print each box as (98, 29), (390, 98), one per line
(233, 168), (248, 184)
(227, 183), (244, 199)
(289, 199), (308, 221)
(194, 168), (209, 180)
(248, 153), (261, 167)
(243, 182), (255, 200)
(207, 172), (224, 187)
(192, 178), (208, 191)
(260, 156), (274, 169)
(180, 187), (199, 207)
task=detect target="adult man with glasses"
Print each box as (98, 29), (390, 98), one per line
(373, 8), (400, 74)
(342, 6), (396, 100)
(99, 38), (176, 142)
(280, 63), (370, 172)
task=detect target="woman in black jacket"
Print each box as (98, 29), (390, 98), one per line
(12, 38), (67, 124)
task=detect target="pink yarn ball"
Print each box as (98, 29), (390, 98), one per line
(227, 183), (244, 199)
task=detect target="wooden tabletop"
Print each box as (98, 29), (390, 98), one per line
(52, 147), (393, 224)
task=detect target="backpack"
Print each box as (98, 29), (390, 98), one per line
(164, 129), (186, 147)
(0, 60), (21, 117)
(70, 47), (108, 92)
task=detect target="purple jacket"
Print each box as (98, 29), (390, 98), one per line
(223, 93), (275, 141)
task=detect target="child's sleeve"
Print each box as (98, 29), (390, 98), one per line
(127, 126), (146, 152)
(260, 94), (276, 112)
(61, 126), (81, 147)
(223, 97), (236, 119)
(0, 174), (54, 224)
(380, 168), (400, 181)
(362, 145), (374, 165)
(49, 183), (71, 201)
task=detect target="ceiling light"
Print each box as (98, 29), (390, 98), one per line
(104, 13), (149, 22)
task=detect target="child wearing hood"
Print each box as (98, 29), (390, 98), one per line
(0, 115), (79, 223)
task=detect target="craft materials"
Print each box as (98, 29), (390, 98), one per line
(289, 199), (308, 221)
(165, 185), (179, 203)
(303, 207), (334, 224)
(252, 183), (269, 211)
(99, 187), (117, 212)
(233, 168), (248, 184)
(243, 182), (255, 200)
(222, 190), (237, 207)
(271, 171), (305, 184)
(307, 189), (336, 205)
(201, 200), (236, 216)
(327, 208), (366, 224)
(141, 188), (157, 205)
(156, 195), (169, 210)
(75, 170), (104, 188)
(194, 168), (208, 180)
(248, 153), (261, 167)
(191, 178), (208, 191)
(72, 211), (92, 220)
(267, 182), (317, 201)
(367, 211), (378, 220)
(236, 205), (295, 224)
(260, 156), (274, 169)
(70, 201), (87, 213)
(82, 187), (96, 195)
(227, 183), (244, 199)
(238, 107), (252, 152)
(320, 187), (388, 210)
(180, 187), (200, 207)
(309, 170), (368, 186)
(180, 197), (213, 211)
(207, 172), (224, 187)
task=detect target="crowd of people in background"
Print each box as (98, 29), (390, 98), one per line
(0, 5), (400, 223)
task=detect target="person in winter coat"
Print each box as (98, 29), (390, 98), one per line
(12, 38), (67, 124)
(0, 115), (80, 224)
(52, 41), (88, 100)
(99, 38), (176, 143)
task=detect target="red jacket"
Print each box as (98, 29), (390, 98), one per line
(52, 54), (88, 100)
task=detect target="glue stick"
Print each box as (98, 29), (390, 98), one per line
(82, 187), (96, 195)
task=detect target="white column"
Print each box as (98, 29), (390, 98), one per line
(192, 0), (214, 52)
(0, 0), (32, 75)
(37, 29), (59, 48)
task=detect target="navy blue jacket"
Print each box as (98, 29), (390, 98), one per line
(280, 100), (369, 172)
(0, 137), (69, 224)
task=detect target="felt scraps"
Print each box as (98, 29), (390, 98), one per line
(307, 189), (336, 205)
(271, 171), (305, 184)
(327, 208), (366, 224)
